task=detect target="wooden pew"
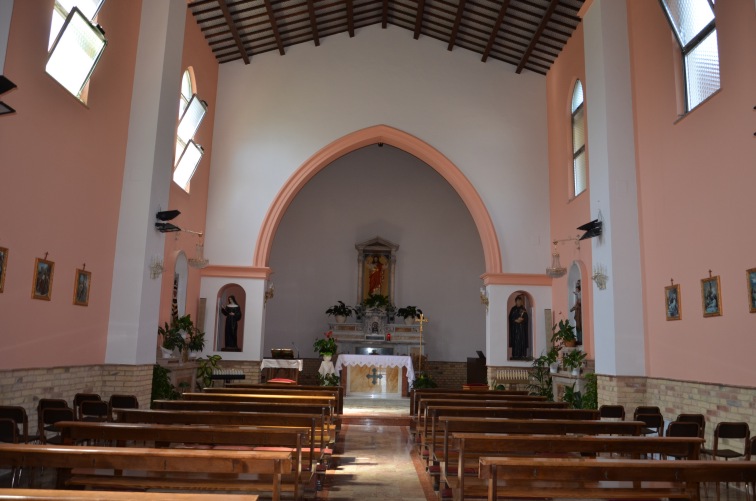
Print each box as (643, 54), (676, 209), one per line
(416, 398), (566, 430)
(114, 409), (331, 468)
(180, 392), (336, 417)
(430, 417), (645, 472)
(410, 388), (529, 417)
(56, 421), (311, 499)
(220, 384), (345, 415)
(447, 434), (703, 500)
(422, 406), (599, 458)
(478, 457), (756, 501)
(0, 488), (255, 500)
(0, 444), (291, 501)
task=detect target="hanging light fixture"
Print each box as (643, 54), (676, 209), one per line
(546, 240), (567, 278)
(186, 231), (209, 269)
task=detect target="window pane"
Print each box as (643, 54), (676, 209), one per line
(685, 30), (719, 109)
(572, 106), (585, 155)
(574, 150), (587, 196)
(661, 0), (714, 47)
(173, 141), (204, 192)
(46, 7), (107, 98)
(571, 81), (583, 113)
(176, 95), (207, 144)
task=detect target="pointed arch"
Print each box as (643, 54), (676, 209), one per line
(253, 124), (502, 274)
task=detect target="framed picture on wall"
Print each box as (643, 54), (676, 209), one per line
(664, 283), (681, 321)
(0, 247), (7, 293)
(747, 268), (756, 313)
(73, 268), (91, 306)
(700, 275), (722, 317)
(32, 257), (55, 301)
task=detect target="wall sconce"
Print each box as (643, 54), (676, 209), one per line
(149, 256), (164, 279)
(592, 263), (608, 290)
(264, 282), (275, 304)
(479, 287), (489, 311)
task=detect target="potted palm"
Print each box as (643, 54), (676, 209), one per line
(158, 314), (205, 362)
(325, 301), (354, 323)
(396, 305), (423, 325)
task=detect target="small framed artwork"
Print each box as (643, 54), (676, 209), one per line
(0, 247), (7, 293)
(32, 257), (55, 301)
(700, 275), (722, 317)
(747, 268), (756, 313)
(664, 283), (681, 321)
(73, 268), (91, 306)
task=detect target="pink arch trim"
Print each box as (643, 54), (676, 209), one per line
(253, 125), (503, 274)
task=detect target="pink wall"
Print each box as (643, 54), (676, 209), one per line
(158, 8), (219, 329)
(0, 1), (141, 369)
(628, 0), (756, 387)
(546, 23), (594, 357)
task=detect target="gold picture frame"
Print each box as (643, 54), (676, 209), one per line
(0, 247), (7, 293)
(32, 257), (55, 301)
(700, 275), (722, 317)
(747, 268), (756, 313)
(73, 268), (91, 306)
(664, 283), (681, 321)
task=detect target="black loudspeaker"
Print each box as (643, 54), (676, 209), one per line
(577, 219), (602, 240)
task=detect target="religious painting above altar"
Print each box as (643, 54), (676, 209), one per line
(355, 237), (398, 303)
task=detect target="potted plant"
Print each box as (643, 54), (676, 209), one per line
(158, 314), (206, 362)
(411, 372), (437, 389)
(562, 349), (587, 376)
(313, 330), (337, 359)
(396, 305), (423, 325)
(195, 354), (223, 390)
(551, 318), (577, 348)
(361, 293), (392, 311)
(325, 301), (354, 323)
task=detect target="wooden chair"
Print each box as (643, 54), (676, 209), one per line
(0, 418), (18, 444)
(664, 421), (701, 460)
(635, 413), (664, 437)
(78, 400), (111, 422)
(599, 404), (625, 420)
(0, 405), (36, 443)
(72, 393), (101, 420)
(633, 406), (661, 420)
(702, 421), (751, 499)
(38, 407), (75, 444)
(676, 413), (706, 438)
(108, 394), (139, 413)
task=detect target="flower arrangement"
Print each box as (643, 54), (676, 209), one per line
(313, 330), (337, 356)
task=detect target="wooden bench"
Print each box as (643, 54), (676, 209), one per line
(478, 457), (756, 501)
(0, 488), (256, 500)
(447, 434), (703, 500)
(114, 408), (332, 468)
(56, 421), (311, 499)
(180, 392), (337, 420)
(220, 384), (345, 415)
(0, 444), (291, 501)
(415, 398), (566, 431)
(409, 389), (529, 417)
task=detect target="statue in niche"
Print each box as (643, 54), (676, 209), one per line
(570, 280), (582, 345)
(221, 295), (242, 349)
(508, 294), (529, 360)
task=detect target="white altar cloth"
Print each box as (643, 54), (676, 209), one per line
(335, 354), (415, 385)
(260, 359), (304, 371)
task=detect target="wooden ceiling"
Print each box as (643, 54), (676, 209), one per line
(187, 0), (584, 75)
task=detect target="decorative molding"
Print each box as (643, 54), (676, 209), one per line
(200, 265), (271, 279)
(481, 272), (552, 286)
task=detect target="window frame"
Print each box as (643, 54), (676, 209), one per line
(570, 80), (587, 199)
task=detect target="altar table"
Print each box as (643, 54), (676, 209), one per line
(335, 354), (415, 397)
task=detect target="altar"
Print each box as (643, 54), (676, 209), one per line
(335, 354), (415, 397)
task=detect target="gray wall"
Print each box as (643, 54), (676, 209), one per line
(265, 144), (486, 362)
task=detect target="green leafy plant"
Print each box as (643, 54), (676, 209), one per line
(151, 364), (180, 405)
(195, 354), (223, 390)
(361, 293), (393, 310)
(158, 314), (205, 355)
(551, 318), (577, 347)
(396, 305), (423, 319)
(317, 373), (340, 386)
(527, 351), (555, 400)
(562, 383), (583, 409)
(411, 372), (437, 389)
(582, 372), (598, 410)
(313, 331), (337, 355)
(561, 349), (587, 371)
(325, 301), (354, 318)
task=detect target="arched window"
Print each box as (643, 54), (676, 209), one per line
(659, 0), (719, 112)
(173, 69), (208, 193)
(571, 80), (586, 197)
(46, 0), (107, 102)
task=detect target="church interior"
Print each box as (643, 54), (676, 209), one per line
(0, 0), (754, 498)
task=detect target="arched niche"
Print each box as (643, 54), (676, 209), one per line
(173, 252), (188, 318)
(506, 290), (534, 361)
(216, 284), (246, 351)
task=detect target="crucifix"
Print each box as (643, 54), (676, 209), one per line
(417, 313), (429, 371)
(366, 367), (383, 385)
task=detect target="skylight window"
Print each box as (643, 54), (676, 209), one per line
(659, 0), (719, 111)
(173, 69), (208, 193)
